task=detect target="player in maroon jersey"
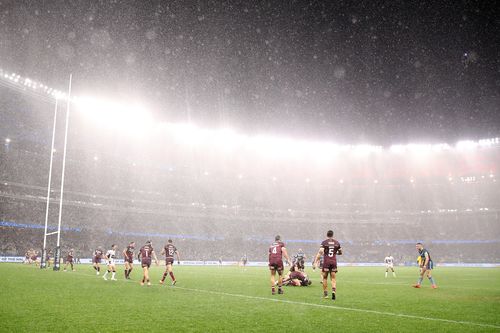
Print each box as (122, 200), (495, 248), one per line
(159, 239), (180, 286)
(282, 266), (312, 286)
(314, 230), (342, 300)
(63, 249), (75, 272)
(92, 247), (103, 275)
(123, 242), (135, 279)
(138, 240), (158, 286)
(268, 235), (291, 295)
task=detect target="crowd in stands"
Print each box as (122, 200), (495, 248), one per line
(1, 138), (499, 263)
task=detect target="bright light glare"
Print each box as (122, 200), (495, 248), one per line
(5, 138), (11, 143)
(75, 96), (152, 134)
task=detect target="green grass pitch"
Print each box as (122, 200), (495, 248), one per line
(1, 263), (499, 332)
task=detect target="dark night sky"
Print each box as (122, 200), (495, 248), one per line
(0, 0), (499, 144)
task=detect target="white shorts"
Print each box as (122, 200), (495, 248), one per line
(107, 260), (115, 266)
(385, 263), (394, 269)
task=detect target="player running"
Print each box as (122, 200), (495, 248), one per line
(159, 239), (180, 286)
(92, 247), (103, 275)
(314, 230), (342, 300)
(63, 249), (75, 271)
(138, 240), (159, 286)
(123, 242), (135, 279)
(103, 244), (118, 281)
(384, 254), (396, 278)
(413, 243), (437, 289)
(268, 235), (291, 295)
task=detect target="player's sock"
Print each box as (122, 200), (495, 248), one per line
(97, 267), (100, 272)
(128, 267), (132, 277)
(271, 287), (275, 294)
(161, 272), (167, 282)
(111, 271), (116, 279)
(94, 266), (98, 271)
(393, 272), (396, 277)
(428, 276), (436, 285)
(417, 277), (423, 285)
(385, 271), (388, 278)
(124, 269), (128, 278)
(169, 272), (175, 281)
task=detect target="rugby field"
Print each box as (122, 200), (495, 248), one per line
(0, 263), (499, 332)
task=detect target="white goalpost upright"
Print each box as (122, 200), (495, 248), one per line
(39, 74), (72, 271)
(40, 98), (58, 269)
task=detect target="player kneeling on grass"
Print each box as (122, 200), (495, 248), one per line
(268, 235), (291, 295)
(138, 240), (159, 286)
(123, 242), (135, 279)
(160, 239), (180, 286)
(281, 265), (312, 286)
(93, 247), (103, 275)
(63, 249), (75, 271)
(103, 244), (118, 281)
(314, 230), (342, 300)
(413, 243), (437, 289)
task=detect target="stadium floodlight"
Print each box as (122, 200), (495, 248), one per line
(74, 96), (152, 135)
(456, 140), (477, 150)
(5, 138), (10, 143)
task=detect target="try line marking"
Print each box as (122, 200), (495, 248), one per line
(64, 269), (500, 330)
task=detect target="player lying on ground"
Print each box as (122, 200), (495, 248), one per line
(138, 240), (159, 286)
(123, 242), (135, 279)
(103, 244), (118, 281)
(268, 235), (292, 295)
(280, 265), (312, 286)
(63, 249), (75, 271)
(160, 239), (180, 286)
(314, 230), (342, 300)
(413, 242), (437, 289)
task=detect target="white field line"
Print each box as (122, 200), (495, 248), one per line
(56, 268), (500, 330)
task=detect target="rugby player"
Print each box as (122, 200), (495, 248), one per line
(384, 254), (396, 278)
(30, 250), (40, 266)
(241, 254), (248, 268)
(103, 244), (118, 281)
(413, 243), (437, 289)
(159, 239), (180, 286)
(45, 249), (52, 268)
(123, 242), (135, 279)
(93, 247), (103, 275)
(293, 249), (306, 271)
(314, 230), (342, 300)
(281, 266), (312, 286)
(138, 240), (159, 286)
(268, 235), (291, 295)
(63, 249), (75, 271)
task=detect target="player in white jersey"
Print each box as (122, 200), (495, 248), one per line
(103, 244), (118, 281)
(384, 255), (396, 278)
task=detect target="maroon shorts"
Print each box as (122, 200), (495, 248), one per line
(269, 259), (284, 271)
(66, 256), (73, 263)
(125, 257), (134, 264)
(93, 257), (101, 264)
(322, 261), (337, 273)
(165, 258), (174, 265)
(141, 259), (151, 268)
(31, 256), (37, 261)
